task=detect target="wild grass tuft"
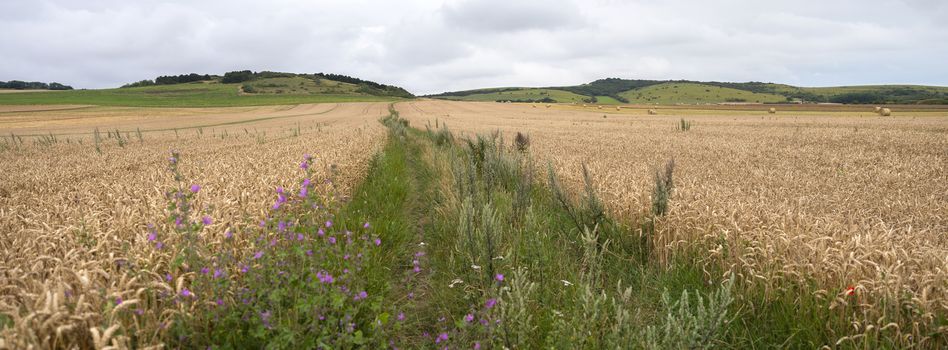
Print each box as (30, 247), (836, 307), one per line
(651, 158), (675, 216)
(677, 118), (692, 131)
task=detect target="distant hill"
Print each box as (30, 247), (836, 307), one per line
(429, 78), (948, 105)
(0, 80), (73, 91)
(0, 71), (413, 107)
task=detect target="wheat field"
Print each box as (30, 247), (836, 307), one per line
(0, 102), (388, 348)
(1, 99), (946, 347)
(398, 100), (948, 343)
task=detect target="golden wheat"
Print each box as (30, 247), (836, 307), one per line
(0, 102), (388, 348)
(397, 100), (948, 345)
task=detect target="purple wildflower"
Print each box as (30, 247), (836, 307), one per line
(202, 216), (212, 225)
(305, 249), (313, 256)
(485, 298), (497, 309)
(180, 288), (192, 298)
(325, 220), (332, 228)
(260, 310), (272, 329)
(297, 233), (304, 241)
(316, 271), (334, 284)
(225, 230), (233, 239)
(147, 232), (156, 242)
(317, 228), (325, 236)
(304, 154), (313, 161)
(465, 313), (474, 323)
(299, 186), (308, 198)
(213, 269), (223, 279)
(436, 333), (449, 344)
(302, 178), (311, 187)
(374, 238), (382, 246)
(190, 184), (201, 193)
(474, 342), (481, 350)
(300, 160), (309, 170)
(397, 312), (405, 321)
(165, 273), (172, 282)
(254, 251), (264, 259)
(364, 222), (370, 229)
(240, 265), (249, 273)
(201, 267), (209, 275)
(155, 241), (164, 250)
(115, 297), (123, 305)
(216, 298), (224, 306)
(495, 273), (504, 282)
(328, 236), (336, 244)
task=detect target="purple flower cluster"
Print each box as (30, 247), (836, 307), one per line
(147, 152), (404, 346)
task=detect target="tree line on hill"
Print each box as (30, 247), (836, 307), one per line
(0, 81), (73, 90)
(120, 70), (414, 98)
(122, 73), (214, 88)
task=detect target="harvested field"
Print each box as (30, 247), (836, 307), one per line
(0, 102), (388, 347)
(397, 100), (948, 343)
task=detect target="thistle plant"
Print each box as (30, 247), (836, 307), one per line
(150, 151), (395, 348)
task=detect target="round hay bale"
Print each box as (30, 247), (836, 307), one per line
(532, 105), (537, 108)
(597, 105), (602, 109)
(880, 108), (891, 116)
(616, 106), (621, 111)
(874, 106), (882, 113)
(647, 109), (657, 115)
(768, 107), (776, 114)
(546, 104), (551, 108)
(582, 104), (587, 107)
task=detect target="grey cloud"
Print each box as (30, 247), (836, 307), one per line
(0, 0), (945, 95)
(440, 0), (585, 32)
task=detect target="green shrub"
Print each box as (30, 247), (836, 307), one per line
(652, 158), (675, 216)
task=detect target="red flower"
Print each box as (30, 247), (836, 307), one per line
(845, 285), (855, 296)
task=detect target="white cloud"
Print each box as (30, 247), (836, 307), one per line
(0, 0), (945, 94)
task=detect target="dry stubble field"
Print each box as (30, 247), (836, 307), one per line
(0, 102), (388, 347)
(398, 100), (948, 341)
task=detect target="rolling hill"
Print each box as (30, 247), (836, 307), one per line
(0, 71), (413, 107)
(429, 78), (948, 105)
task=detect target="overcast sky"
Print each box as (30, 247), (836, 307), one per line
(1, 0), (946, 94)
